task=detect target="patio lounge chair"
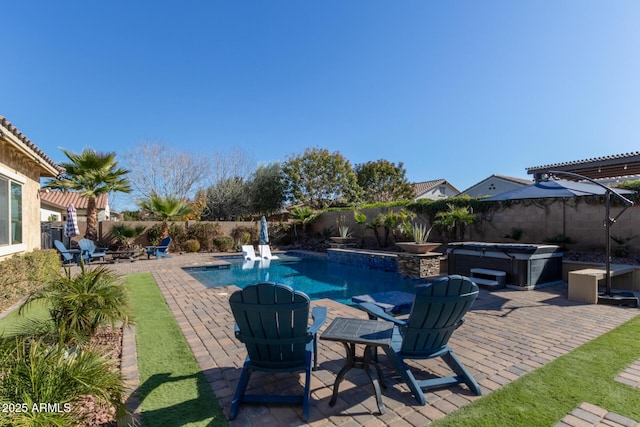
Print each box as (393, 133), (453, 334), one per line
(258, 244), (279, 259)
(359, 274), (482, 405)
(146, 237), (172, 259)
(54, 240), (83, 265)
(78, 238), (107, 263)
(241, 245), (260, 261)
(229, 282), (327, 421)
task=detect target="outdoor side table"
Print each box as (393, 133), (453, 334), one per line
(320, 317), (393, 414)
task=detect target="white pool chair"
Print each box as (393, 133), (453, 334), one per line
(259, 244), (279, 260)
(242, 245), (260, 261)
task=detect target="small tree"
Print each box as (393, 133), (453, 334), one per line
(355, 159), (414, 203)
(19, 264), (133, 346)
(290, 206), (318, 239)
(44, 148), (131, 241)
(433, 204), (476, 249)
(282, 147), (360, 209)
(138, 194), (194, 238)
(248, 162), (286, 217)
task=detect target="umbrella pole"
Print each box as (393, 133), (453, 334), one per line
(604, 191), (612, 296)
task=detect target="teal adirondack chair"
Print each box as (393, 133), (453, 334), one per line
(359, 275), (481, 405)
(229, 282), (327, 421)
(54, 240), (83, 265)
(78, 238), (107, 263)
(146, 237), (172, 259)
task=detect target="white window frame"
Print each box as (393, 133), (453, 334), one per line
(0, 165), (26, 256)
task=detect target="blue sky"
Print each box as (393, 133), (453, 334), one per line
(3, 1), (640, 202)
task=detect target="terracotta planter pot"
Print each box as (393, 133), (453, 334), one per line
(396, 242), (441, 254)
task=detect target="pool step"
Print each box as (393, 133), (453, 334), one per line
(470, 268), (506, 290)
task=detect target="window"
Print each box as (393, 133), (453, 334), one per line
(0, 175), (23, 246)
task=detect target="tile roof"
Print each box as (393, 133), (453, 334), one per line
(0, 116), (64, 175)
(40, 191), (109, 210)
(413, 179), (460, 197)
(488, 174), (532, 185)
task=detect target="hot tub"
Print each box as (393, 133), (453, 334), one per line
(447, 242), (563, 289)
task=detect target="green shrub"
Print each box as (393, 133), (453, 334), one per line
(146, 223), (163, 246)
(0, 337), (126, 427)
(19, 264), (133, 346)
(186, 222), (222, 251)
(212, 236), (234, 252)
(184, 239), (201, 253)
(230, 225), (258, 246)
(167, 223), (188, 251)
(0, 249), (60, 312)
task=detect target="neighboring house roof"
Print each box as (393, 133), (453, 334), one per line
(0, 116), (64, 177)
(527, 152), (640, 181)
(40, 191), (109, 210)
(413, 179), (460, 198)
(458, 174), (532, 195)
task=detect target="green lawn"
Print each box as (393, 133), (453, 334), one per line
(125, 273), (227, 427)
(432, 313), (640, 426)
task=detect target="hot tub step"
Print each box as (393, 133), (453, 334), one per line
(470, 268), (507, 290)
(470, 277), (504, 290)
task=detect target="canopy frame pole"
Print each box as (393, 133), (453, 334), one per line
(548, 170), (634, 296)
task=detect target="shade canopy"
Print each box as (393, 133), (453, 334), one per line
(483, 179), (634, 201)
(259, 216), (269, 245)
(65, 203), (79, 238)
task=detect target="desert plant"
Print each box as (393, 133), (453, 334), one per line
(213, 236), (235, 252)
(433, 204), (476, 245)
(543, 234), (574, 251)
(110, 224), (146, 248)
(335, 213), (351, 238)
(503, 227), (524, 241)
(184, 239), (201, 253)
(411, 223), (433, 244)
(0, 337), (126, 427)
(138, 193), (194, 238)
(185, 222), (222, 251)
(338, 225), (351, 238)
(610, 234), (638, 257)
(366, 213), (386, 248)
(19, 264), (133, 346)
(230, 225), (258, 247)
(354, 210), (367, 246)
(290, 206), (318, 238)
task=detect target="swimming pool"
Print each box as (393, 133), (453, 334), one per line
(184, 254), (421, 306)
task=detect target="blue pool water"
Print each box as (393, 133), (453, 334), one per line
(184, 254), (421, 306)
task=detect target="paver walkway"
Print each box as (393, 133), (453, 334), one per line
(73, 253), (640, 426)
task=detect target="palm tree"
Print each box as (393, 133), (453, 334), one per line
(44, 148), (131, 241)
(138, 193), (194, 238)
(290, 206), (317, 239)
(19, 264), (133, 346)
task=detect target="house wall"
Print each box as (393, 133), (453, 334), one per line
(0, 140), (43, 260)
(415, 185), (458, 201)
(461, 179), (526, 198)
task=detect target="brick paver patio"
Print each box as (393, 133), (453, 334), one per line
(71, 252), (640, 426)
